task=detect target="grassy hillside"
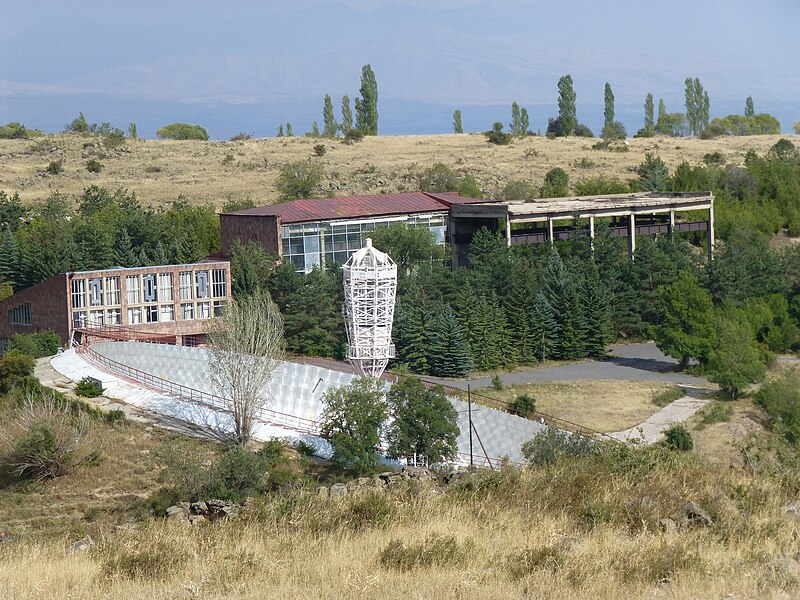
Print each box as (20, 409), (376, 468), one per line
(1, 133), (795, 207)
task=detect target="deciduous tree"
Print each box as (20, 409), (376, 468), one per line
(557, 75), (577, 136)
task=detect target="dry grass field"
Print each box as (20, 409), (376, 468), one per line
(472, 380), (680, 432)
(1, 133), (795, 208)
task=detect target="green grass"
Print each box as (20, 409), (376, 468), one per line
(695, 401), (734, 430)
(652, 386), (684, 407)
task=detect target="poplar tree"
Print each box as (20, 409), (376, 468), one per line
(745, 96), (755, 117)
(340, 95), (353, 135)
(603, 82), (615, 129)
(285, 123), (293, 137)
(520, 108), (529, 136)
(322, 95), (338, 138)
(685, 78), (709, 136)
(557, 74), (577, 136)
(510, 102), (523, 136)
(643, 93), (655, 137)
(452, 109), (463, 134)
(311, 122), (320, 137)
(277, 124), (284, 137)
(657, 98), (667, 132)
(355, 64), (378, 135)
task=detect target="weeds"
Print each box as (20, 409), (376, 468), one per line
(652, 386), (684, 407)
(695, 401), (734, 429)
(380, 534), (473, 571)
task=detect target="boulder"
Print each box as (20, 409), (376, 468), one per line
(166, 505), (189, 522)
(670, 501), (714, 529)
(68, 536), (94, 553)
(402, 466), (433, 480)
(190, 501), (209, 515)
(188, 515), (208, 526)
(330, 483), (348, 498)
(316, 486), (329, 498)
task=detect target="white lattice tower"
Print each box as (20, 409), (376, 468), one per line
(342, 238), (397, 378)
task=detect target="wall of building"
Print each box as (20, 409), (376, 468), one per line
(220, 213), (281, 258)
(0, 274), (70, 345)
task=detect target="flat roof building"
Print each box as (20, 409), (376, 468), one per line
(0, 261), (231, 351)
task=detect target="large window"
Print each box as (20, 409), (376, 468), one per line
(143, 274), (158, 303)
(127, 307), (141, 325)
(179, 272), (193, 300)
(160, 304), (175, 322)
(71, 279), (86, 308)
(197, 301), (211, 320)
(196, 271), (209, 299)
(126, 275), (140, 304)
(89, 278), (104, 306)
(9, 304), (31, 325)
(158, 273), (173, 302)
(212, 269), (227, 298)
(181, 303), (194, 321)
(105, 277), (121, 305)
(106, 308), (122, 325)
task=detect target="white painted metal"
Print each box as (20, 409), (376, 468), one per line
(342, 238), (397, 378)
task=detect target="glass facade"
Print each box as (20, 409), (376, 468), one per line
(281, 213), (447, 272)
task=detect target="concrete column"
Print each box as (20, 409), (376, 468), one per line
(505, 218), (512, 248)
(588, 215), (595, 252)
(668, 209), (675, 239)
(547, 218), (554, 245)
(707, 205), (715, 259)
(629, 214), (636, 259)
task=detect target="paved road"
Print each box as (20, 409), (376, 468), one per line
(424, 342), (710, 390)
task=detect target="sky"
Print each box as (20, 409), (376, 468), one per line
(1, 0), (798, 138)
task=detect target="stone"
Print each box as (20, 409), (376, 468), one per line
(190, 501), (208, 515)
(774, 555), (800, 578)
(371, 475), (386, 487)
(402, 466), (433, 480)
(659, 518), (678, 535)
(166, 505), (189, 522)
(68, 536), (94, 553)
(356, 477), (370, 487)
(330, 483), (348, 497)
(316, 486), (329, 498)
(782, 501), (800, 517)
(670, 501), (714, 529)
(188, 515), (207, 526)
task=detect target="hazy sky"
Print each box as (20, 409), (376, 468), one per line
(1, 1), (798, 136)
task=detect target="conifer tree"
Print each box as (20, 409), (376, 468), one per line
(540, 248), (586, 360)
(322, 94), (338, 138)
(277, 124), (284, 137)
(557, 74), (577, 136)
(530, 292), (558, 362)
(578, 262), (613, 357)
(427, 304), (472, 377)
(453, 109), (463, 134)
(151, 241), (168, 266)
(643, 93), (655, 137)
(745, 95), (755, 117)
(0, 226), (19, 288)
(286, 123), (293, 137)
(504, 259), (537, 364)
(340, 95), (353, 135)
(604, 82), (615, 129)
(137, 248), (149, 267)
(114, 229), (137, 267)
(355, 64), (378, 135)
(394, 283), (429, 373)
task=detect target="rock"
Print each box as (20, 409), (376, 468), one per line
(670, 501), (714, 529)
(782, 501), (800, 517)
(356, 477), (370, 487)
(166, 505), (189, 522)
(206, 499), (239, 520)
(316, 486), (329, 498)
(774, 555), (800, 578)
(330, 483), (348, 498)
(659, 518), (678, 534)
(371, 475), (386, 487)
(188, 515), (207, 526)
(190, 501), (208, 515)
(68, 536), (94, 553)
(402, 466), (433, 480)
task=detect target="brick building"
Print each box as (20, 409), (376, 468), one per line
(0, 261), (231, 351)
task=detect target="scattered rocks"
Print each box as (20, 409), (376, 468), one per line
(68, 536), (94, 553)
(670, 501), (714, 529)
(165, 499), (240, 524)
(314, 466), (437, 499)
(329, 483), (348, 498)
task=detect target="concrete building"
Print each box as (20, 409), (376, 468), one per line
(220, 191), (486, 272)
(0, 261), (231, 350)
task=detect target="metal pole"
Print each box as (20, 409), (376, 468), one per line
(467, 384), (473, 466)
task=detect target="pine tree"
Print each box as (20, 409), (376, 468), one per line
(427, 304), (472, 377)
(745, 95), (755, 117)
(637, 153), (671, 192)
(394, 283), (429, 373)
(578, 262), (613, 357)
(137, 248), (149, 267)
(0, 226), (19, 287)
(539, 248), (585, 360)
(530, 292), (558, 362)
(604, 82), (615, 129)
(504, 260), (537, 364)
(355, 64), (378, 135)
(322, 94), (338, 138)
(557, 74), (577, 136)
(114, 229), (137, 267)
(453, 109), (463, 134)
(643, 93), (655, 137)
(151, 241), (168, 266)
(340, 95), (353, 135)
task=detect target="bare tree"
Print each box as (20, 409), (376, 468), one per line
(206, 291), (284, 446)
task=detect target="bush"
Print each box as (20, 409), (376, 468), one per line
(0, 392), (92, 481)
(342, 129), (364, 143)
(8, 330), (60, 358)
(0, 122), (44, 139)
(417, 162), (483, 199)
(86, 159), (103, 173)
(573, 176), (630, 196)
(695, 401), (733, 430)
(573, 157), (596, 169)
(156, 122), (209, 141)
(380, 534), (473, 571)
(541, 167), (569, 198)
(521, 427), (595, 466)
(663, 424), (693, 451)
(230, 132), (253, 141)
(491, 374), (504, 391)
(706, 114), (781, 136)
(498, 179), (537, 201)
(74, 376), (104, 398)
(0, 350), (35, 392)
(485, 122), (511, 145)
(652, 386), (684, 407)
(509, 393), (536, 418)
(275, 160), (324, 201)
(313, 144), (326, 157)
(46, 160), (63, 175)
(756, 371), (800, 445)
(574, 123), (594, 138)
(794, 121), (800, 135)
(601, 121), (627, 141)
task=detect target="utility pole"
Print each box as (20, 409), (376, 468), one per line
(467, 384), (473, 466)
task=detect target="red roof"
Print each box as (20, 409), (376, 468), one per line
(222, 192), (488, 224)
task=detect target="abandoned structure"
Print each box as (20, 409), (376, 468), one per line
(221, 191), (714, 271)
(0, 261), (231, 350)
(342, 238), (397, 378)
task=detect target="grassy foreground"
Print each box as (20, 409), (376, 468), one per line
(2, 444), (798, 600)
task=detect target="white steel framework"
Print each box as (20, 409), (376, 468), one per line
(342, 238), (397, 378)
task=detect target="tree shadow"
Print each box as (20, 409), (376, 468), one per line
(600, 353), (681, 374)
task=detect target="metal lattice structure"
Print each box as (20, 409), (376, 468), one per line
(342, 238), (397, 378)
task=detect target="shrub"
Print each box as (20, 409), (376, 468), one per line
(702, 151), (725, 166)
(794, 121), (800, 135)
(0, 392), (92, 481)
(521, 427), (595, 466)
(601, 121), (627, 141)
(663, 424), (693, 451)
(509, 393), (536, 418)
(156, 122), (209, 141)
(343, 129), (364, 143)
(9, 330), (60, 358)
(46, 160), (63, 175)
(86, 159), (102, 173)
(0, 350), (35, 392)
(756, 371), (800, 445)
(75, 376), (104, 398)
(573, 157), (596, 169)
(541, 167), (569, 198)
(417, 162), (483, 199)
(695, 401), (733, 430)
(230, 132), (253, 141)
(574, 176), (630, 196)
(652, 386), (684, 407)
(0, 122), (44, 139)
(380, 534), (473, 571)
(574, 123), (595, 138)
(485, 122), (511, 145)
(499, 179), (537, 201)
(491, 374), (504, 391)
(313, 144), (326, 157)
(275, 160), (324, 200)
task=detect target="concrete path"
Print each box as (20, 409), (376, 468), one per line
(424, 342), (709, 390)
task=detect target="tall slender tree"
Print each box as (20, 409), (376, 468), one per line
(427, 304), (472, 377)
(685, 77), (710, 136)
(340, 95), (353, 135)
(322, 95), (338, 138)
(745, 96), (755, 117)
(510, 102), (523, 136)
(557, 75), (577, 136)
(603, 82), (615, 129)
(520, 108), (530, 136)
(452, 109), (463, 134)
(530, 292), (558, 363)
(657, 98), (667, 132)
(578, 262), (613, 357)
(355, 64), (379, 135)
(643, 93), (655, 137)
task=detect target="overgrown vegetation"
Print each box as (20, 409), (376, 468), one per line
(155, 122), (209, 141)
